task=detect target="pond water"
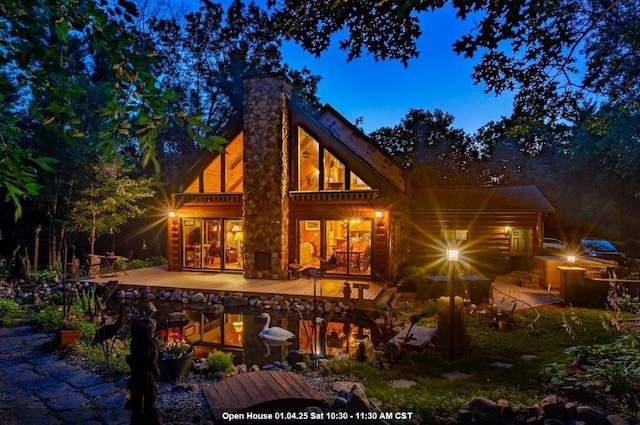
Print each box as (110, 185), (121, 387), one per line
(108, 298), (385, 367)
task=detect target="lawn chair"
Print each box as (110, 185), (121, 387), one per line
(87, 254), (101, 277)
(120, 250), (134, 276)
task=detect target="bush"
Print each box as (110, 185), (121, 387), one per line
(0, 298), (21, 326)
(206, 350), (234, 374)
(28, 304), (64, 333)
(127, 256), (167, 270)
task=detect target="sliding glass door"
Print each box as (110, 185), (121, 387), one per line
(182, 218), (243, 271)
(298, 218), (372, 276)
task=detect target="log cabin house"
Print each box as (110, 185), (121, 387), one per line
(165, 74), (555, 281)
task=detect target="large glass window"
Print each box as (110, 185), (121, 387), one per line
(225, 133), (243, 193)
(297, 127), (371, 192)
(298, 218), (372, 276)
(184, 133), (243, 194)
(324, 151), (345, 190)
(182, 218), (243, 271)
(298, 128), (320, 191)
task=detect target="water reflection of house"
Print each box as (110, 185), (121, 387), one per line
(166, 74), (554, 280)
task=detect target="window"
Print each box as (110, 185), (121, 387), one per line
(185, 133), (243, 194)
(298, 218), (372, 276)
(297, 127), (371, 192)
(441, 229), (468, 241)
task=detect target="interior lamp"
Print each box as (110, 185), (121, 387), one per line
(233, 231), (244, 242)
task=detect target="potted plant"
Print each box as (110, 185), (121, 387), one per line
(59, 309), (89, 346)
(157, 328), (194, 380)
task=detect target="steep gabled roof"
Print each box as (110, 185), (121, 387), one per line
(316, 104), (406, 192)
(167, 115), (243, 193)
(412, 185), (555, 212)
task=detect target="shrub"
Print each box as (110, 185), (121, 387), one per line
(206, 350), (234, 374)
(128, 256), (167, 270)
(0, 298), (21, 326)
(28, 304), (64, 333)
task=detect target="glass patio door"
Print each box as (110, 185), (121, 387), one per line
(182, 218), (243, 271)
(298, 218), (372, 276)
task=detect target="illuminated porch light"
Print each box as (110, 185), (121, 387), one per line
(504, 225), (511, 236)
(446, 248), (460, 262)
(567, 255), (576, 264)
(375, 210), (384, 226)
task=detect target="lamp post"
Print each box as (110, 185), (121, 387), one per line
(446, 247), (460, 362)
(34, 225), (42, 272)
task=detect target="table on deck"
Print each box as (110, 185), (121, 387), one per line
(99, 255), (122, 277)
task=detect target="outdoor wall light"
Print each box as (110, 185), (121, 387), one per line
(446, 248), (460, 262)
(375, 210), (384, 226)
(503, 225), (511, 236)
(168, 210), (177, 220)
(567, 255), (576, 264)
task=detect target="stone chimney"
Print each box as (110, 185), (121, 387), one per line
(242, 74), (292, 279)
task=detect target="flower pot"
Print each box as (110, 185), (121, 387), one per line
(158, 348), (194, 381)
(59, 329), (82, 346)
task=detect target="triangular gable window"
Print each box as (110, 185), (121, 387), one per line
(184, 132), (243, 193)
(297, 127), (371, 191)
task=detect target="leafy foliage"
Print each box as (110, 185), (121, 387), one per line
(0, 298), (21, 326)
(0, 0), (224, 217)
(268, 0), (640, 133)
(206, 349), (234, 373)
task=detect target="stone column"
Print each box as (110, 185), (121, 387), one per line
(242, 74), (291, 279)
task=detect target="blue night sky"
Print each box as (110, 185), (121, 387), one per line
(175, 1), (515, 135)
(276, 5), (515, 135)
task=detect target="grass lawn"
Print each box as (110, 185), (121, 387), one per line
(325, 304), (626, 420)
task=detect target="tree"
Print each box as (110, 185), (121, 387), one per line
(0, 0), (223, 218)
(144, 0), (322, 182)
(268, 0), (640, 128)
(369, 109), (479, 186)
(66, 156), (156, 256)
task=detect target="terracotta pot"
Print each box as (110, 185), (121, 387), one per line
(158, 348), (194, 381)
(59, 329), (82, 346)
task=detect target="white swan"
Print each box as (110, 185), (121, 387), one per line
(259, 312), (295, 342)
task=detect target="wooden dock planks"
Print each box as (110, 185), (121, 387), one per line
(203, 371), (324, 418)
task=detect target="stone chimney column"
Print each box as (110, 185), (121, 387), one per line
(242, 74), (292, 279)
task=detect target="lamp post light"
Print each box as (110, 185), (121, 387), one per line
(446, 247), (460, 362)
(34, 225), (42, 272)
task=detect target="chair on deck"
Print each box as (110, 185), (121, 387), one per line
(119, 250), (134, 276)
(86, 254), (101, 277)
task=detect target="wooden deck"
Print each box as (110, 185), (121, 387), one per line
(81, 265), (386, 305)
(202, 371), (324, 418)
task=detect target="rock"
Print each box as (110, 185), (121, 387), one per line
(190, 293), (206, 303)
(332, 381), (364, 393)
(346, 385), (370, 412)
(170, 288), (183, 301)
(540, 395), (564, 420)
(606, 414), (631, 425)
(466, 397), (499, 416)
(576, 406), (606, 425)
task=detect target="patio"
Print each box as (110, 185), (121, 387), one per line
(80, 265), (386, 306)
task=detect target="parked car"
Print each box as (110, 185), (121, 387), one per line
(581, 238), (626, 265)
(543, 237), (568, 250)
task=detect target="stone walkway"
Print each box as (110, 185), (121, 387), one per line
(0, 326), (130, 425)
